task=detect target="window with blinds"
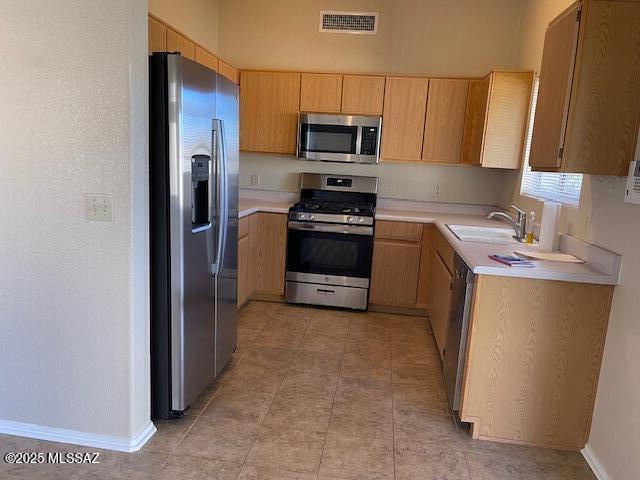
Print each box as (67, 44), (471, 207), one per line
(520, 78), (583, 206)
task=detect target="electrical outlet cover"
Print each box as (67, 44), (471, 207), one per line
(86, 194), (114, 222)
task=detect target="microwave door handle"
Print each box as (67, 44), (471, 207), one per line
(355, 125), (363, 156)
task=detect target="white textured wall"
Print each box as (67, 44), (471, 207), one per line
(0, 0), (150, 440)
(240, 153), (508, 206)
(502, 1), (640, 478)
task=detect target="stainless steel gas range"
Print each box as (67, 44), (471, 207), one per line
(285, 173), (378, 310)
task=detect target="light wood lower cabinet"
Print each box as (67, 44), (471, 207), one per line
(237, 235), (250, 307)
(369, 240), (422, 307)
(460, 275), (614, 450)
(248, 212), (288, 296)
(237, 216), (251, 307)
(428, 250), (453, 359)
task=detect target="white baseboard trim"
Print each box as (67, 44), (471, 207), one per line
(0, 419), (156, 453)
(582, 443), (611, 480)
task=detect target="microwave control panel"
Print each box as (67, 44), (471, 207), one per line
(360, 127), (379, 155)
(625, 160), (640, 205)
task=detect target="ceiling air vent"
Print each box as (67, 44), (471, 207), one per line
(319, 11), (379, 34)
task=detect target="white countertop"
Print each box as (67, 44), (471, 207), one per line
(239, 198), (291, 217)
(239, 195), (621, 285)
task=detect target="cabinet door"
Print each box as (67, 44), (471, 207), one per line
(482, 71), (533, 169)
(461, 77), (490, 165)
(380, 77), (429, 161)
(195, 45), (218, 71)
(219, 61), (239, 84)
(248, 213), (287, 295)
(429, 251), (453, 358)
(341, 75), (385, 115)
(300, 73), (342, 113)
(529, 4), (581, 170)
(240, 71), (301, 153)
(238, 235), (250, 306)
(415, 225), (434, 309)
(422, 78), (469, 163)
(166, 27), (195, 60)
(148, 16), (167, 54)
(369, 240), (421, 307)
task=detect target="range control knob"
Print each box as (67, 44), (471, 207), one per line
(309, 215), (316, 221)
(347, 216), (355, 223)
(358, 217), (365, 224)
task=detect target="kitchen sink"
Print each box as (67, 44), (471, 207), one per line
(447, 224), (517, 244)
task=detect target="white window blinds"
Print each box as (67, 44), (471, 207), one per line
(520, 78), (583, 207)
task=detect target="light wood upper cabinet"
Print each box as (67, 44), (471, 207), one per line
(148, 16), (166, 54)
(422, 78), (470, 163)
(341, 75), (385, 115)
(461, 71), (533, 169)
(370, 240), (422, 307)
(461, 77), (490, 166)
(248, 213), (287, 295)
(300, 73), (343, 113)
(195, 45), (218, 71)
(218, 60), (239, 84)
(166, 27), (195, 60)
(531, 0), (640, 175)
(529, 4), (579, 170)
(380, 77), (429, 161)
(240, 71), (301, 153)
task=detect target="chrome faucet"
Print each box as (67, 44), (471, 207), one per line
(487, 205), (527, 242)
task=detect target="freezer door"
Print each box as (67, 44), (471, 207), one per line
(213, 73), (239, 375)
(167, 55), (217, 411)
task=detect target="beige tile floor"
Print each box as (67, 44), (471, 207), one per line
(0, 301), (596, 479)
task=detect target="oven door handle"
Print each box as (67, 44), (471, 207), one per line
(288, 221), (373, 236)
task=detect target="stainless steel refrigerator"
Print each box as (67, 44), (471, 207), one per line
(149, 53), (238, 419)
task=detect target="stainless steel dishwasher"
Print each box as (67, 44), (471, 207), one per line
(443, 253), (475, 412)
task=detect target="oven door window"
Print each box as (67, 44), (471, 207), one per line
(300, 123), (358, 154)
(287, 229), (372, 278)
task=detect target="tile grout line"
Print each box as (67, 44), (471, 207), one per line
(314, 312), (352, 480)
(233, 304), (312, 480)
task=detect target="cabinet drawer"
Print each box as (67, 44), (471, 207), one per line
(239, 216), (249, 238)
(435, 228), (455, 274)
(375, 221), (423, 242)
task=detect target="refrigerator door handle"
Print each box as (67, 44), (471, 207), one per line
(210, 118), (228, 276)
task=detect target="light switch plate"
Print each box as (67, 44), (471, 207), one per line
(86, 194), (114, 221)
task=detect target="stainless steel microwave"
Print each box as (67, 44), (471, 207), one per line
(297, 113), (382, 164)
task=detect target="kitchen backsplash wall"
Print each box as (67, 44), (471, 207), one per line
(240, 152), (509, 206)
